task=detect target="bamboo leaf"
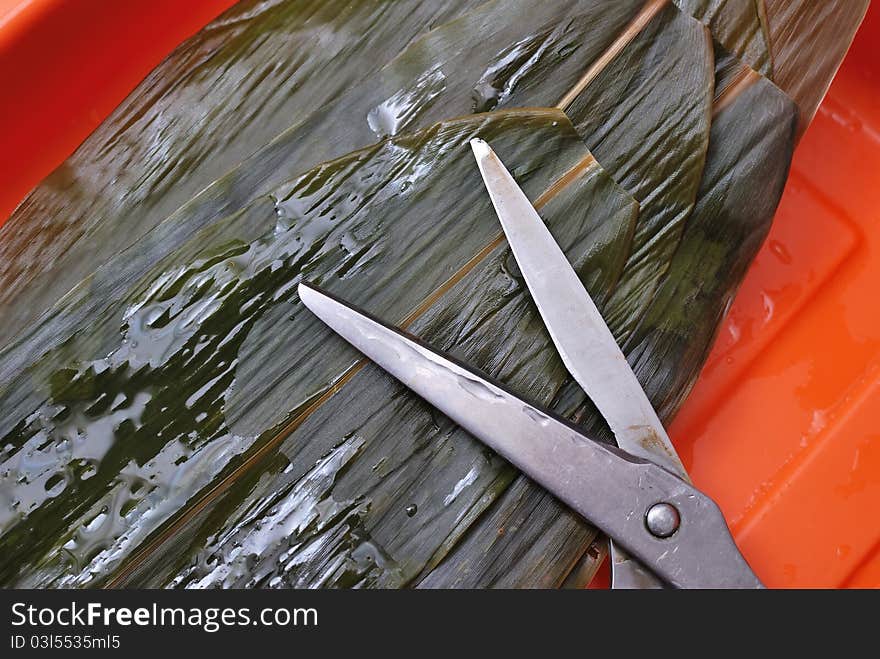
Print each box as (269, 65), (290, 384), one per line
(0, 110), (622, 587)
(0, 0), (645, 348)
(676, 0), (869, 136)
(674, 0), (774, 76)
(0, 0), (485, 346)
(762, 0), (869, 135)
(563, 2), (714, 340)
(117, 130), (636, 589)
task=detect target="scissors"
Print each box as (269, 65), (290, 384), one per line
(299, 139), (763, 589)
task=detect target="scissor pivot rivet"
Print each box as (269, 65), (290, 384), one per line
(646, 502), (680, 538)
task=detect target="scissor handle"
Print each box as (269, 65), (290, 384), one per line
(299, 281), (763, 588)
(598, 459), (764, 589)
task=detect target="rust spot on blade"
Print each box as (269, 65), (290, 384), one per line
(635, 425), (672, 456)
(628, 425), (689, 482)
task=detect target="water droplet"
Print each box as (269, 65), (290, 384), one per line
(761, 291), (775, 323)
(472, 81), (501, 112)
(405, 504), (417, 517)
(769, 240), (792, 264)
(367, 66), (446, 138)
(523, 406), (551, 427)
(45, 472), (66, 494)
(457, 375), (503, 402)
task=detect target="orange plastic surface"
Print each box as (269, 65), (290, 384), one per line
(670, 6), (880, 588)
(0, 1), (877, 589)
(0, 0), (238, 222)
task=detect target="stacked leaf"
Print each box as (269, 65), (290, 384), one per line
(763, 0), (869, 133)
(675, 0), (869, 133)
(0, 0), (644, 348)
(0, 0), (486, 346)
(422, 14), (799, 589)
(674, 0), (774, 76)
(0, 0), (864, 587)
(564, 2), (714, 339)
(0, 0), (650, 586)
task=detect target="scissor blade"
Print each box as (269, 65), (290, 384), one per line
(298, 282), (762, 588)
(470, 138), (686, 479)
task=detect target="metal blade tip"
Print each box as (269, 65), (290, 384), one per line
(469, 138), (492, 161)
(297, 281), (322, 309)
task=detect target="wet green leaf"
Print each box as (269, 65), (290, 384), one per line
(675, 0), (774, 77)
(0, 0), (485, 346)
(0, 0), (645, 348)
(0, 109), (626, 587)
(676, 0), (869, 135)
(563, 2), (714, 340)
(763, 0), (869, 134)
(117, 133), (637, 589)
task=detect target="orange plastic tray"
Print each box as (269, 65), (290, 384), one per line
(0, 0), (877, 588)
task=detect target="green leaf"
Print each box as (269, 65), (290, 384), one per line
(762, 0), (869, 135)
(0, 109), (628, 587)
(0, 0), (645, 348)
(676, 0), (869, 136)
(563, 2), (715, 340)
(0, 0), (485, 346)
(118, 131), (637, 589)
(675, 0), (774, 77)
